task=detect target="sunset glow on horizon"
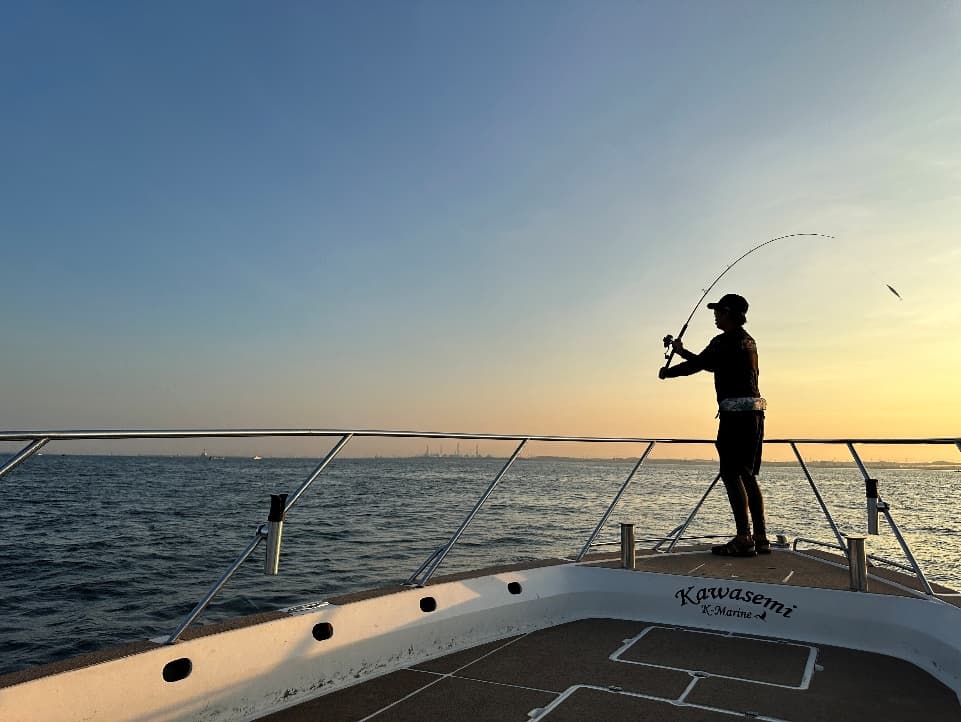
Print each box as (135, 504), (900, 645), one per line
(2, 3), (959, 464)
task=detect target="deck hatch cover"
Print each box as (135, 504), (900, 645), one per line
(536, 686), (743, 721)
(615, 627), (813, 688)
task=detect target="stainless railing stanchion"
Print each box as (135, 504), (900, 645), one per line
(405, 546), (445, 586)
(166, 533), (265, 644)
(283, 434), (353, 514)
(0, 438), (50, 480)
(665, 473), (722, 552)
(576, 442), (655, 561)
(878, 506), (935, 596)
(791, 443), (847, 550)
(410, 439), (527, 587)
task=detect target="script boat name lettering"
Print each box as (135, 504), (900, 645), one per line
(675, 585), (796, 619)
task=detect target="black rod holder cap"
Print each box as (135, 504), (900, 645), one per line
(865, 478), (879, 499)
(268, 493), (288, 522)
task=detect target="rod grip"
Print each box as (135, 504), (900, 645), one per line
(662, 323), (689, 368)
(268, 493), (288, 522)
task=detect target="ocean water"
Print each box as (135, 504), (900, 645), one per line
(2, 454), (959, 676)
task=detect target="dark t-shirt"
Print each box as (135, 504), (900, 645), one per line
(665, 327), (760, 403)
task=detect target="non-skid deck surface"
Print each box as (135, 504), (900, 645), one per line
(260, 619), (961, 721)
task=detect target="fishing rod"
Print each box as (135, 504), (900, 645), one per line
(661, 232), (835, 369)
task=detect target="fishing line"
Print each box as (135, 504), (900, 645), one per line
(661, 232), (836, 369)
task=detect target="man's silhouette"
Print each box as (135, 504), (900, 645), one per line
(659, 293), (768, 556)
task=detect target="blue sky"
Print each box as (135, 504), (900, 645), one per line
(2, 2), (959, 457)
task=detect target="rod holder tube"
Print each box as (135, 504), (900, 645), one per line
(865, 478), (879, 535)
(846, 535), (868, 592)
(621, 523), (636, 570)
(265, 493), (287, 575)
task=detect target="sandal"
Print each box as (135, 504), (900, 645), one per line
(711, 538), (757, 557)
(753, 535), (772, 554)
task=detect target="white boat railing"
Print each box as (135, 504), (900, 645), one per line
(2, 429), (959, 644)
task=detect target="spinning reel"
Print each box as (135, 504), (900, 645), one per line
(662, 334), (675, 360)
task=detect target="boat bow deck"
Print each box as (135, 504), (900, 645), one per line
(262, 618), (959, 721)
(256, 549), (961, 721)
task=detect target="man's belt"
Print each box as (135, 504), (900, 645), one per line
(719, 397), (767, 412)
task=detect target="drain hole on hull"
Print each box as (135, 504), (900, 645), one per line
(507, 581), (522, 595)
(420, 596), (437, 613)
(162, 658), (192, 683)
(312, 622), (334, 641)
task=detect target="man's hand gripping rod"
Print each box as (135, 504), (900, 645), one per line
(662, 327), (687, 368)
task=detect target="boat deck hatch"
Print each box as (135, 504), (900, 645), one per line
(259, 618), (961, 721)
(614, 627), (815, 688)
(538, 686), (752, 721)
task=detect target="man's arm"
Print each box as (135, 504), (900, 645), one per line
(659, 360), (701, 378)
(658, 337), (718, 379)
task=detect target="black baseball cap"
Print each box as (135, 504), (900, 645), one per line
(707, 293), (749, 314)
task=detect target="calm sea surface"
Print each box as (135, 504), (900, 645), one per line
(2, 454), (960, 676)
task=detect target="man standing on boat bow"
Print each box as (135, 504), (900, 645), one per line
(658, 293), (769, 557)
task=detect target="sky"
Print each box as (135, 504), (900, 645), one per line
(2, 2), (960, 462)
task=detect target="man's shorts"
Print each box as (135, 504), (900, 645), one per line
(716, 410), (764, 476)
